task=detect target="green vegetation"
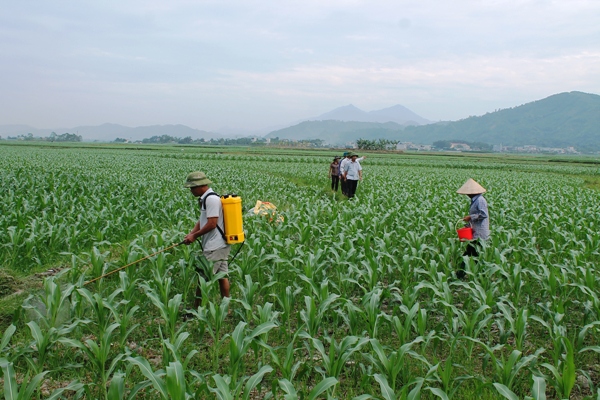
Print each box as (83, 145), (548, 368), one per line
(1, 142), (600, 398)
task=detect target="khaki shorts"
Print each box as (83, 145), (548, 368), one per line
(204, 246), (231, 275)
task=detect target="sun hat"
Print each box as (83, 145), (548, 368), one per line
(456, 178), (486, 195)
(350, 153), (358, 158)
(183, 171), (212, 188)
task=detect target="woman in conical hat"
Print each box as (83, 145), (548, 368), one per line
(456, 178), (489, 279)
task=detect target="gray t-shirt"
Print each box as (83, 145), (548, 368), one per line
(199, 189), (229, 252)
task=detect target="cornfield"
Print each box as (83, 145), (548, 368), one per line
(1, 143), (600, 399)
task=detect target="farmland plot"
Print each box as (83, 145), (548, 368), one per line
(1, 144), (600, 399)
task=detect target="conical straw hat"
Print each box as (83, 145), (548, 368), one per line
(456, 178), (486, 195)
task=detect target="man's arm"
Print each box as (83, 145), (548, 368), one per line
(359, 170), (363, 181)
(184, 217), (218, 244)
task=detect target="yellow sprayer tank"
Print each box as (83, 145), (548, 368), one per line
(221, 194), (245, 244)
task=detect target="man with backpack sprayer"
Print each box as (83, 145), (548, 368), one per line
(183, 171), (231, 306)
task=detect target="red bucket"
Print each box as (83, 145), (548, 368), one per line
(456, 219), (473, 241)
(456, 227), (473, 241)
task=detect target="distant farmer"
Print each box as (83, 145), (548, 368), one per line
(329, 157), (341, 192)
(343, 153), (363, 199)
(183, 171), (231, 306)
(456, 178), (489, 279)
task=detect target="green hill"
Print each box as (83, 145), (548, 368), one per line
(266, 91), (600, 149)
(400, 91), (600, 149)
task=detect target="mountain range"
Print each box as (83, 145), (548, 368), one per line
(267, 91), (600, 149)
(1, 91), (599, 149)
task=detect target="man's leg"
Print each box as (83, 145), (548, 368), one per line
(212, 258), (231, 299)
(218, 278), (230, 298)
(457, 241), (478, 279)
(347, 180), (357, 198)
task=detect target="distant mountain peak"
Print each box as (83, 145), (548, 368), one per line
(308, 104), (430, 125)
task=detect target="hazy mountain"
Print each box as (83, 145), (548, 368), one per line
(368, 104), (430, 125)
(307, 104), (431, 125)
(311, 105), (371, 122)
(265, 120), (406, 145)
(267, 91), (600, 148)
(0, 123), (221, 141)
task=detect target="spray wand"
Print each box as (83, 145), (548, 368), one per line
(84, 241), (184, 286)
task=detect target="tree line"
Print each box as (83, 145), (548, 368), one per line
(2, 132), (82, 142)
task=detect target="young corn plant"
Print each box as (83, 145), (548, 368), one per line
(0, 359), (82, 400)
(363, 337), (428, 393)
(228, 321), (277, 382)
(425, 355), (474, 400)
(209, 365), (273, 400)
(492, 374), (547, 400)
(202, 297), (231, 368)
(144, 288), (185, 345)
(278, 377), (339, 400)
(497, 302), (530, 351)
(127, 356), (201, 400)
(363, 288), (387, 339)
(300, 294), (340, 337)
(540, 336), (576, 400)
(272, 285), (302, 338)
(267, 333), (302, 381)
(299, 332), (368, 382)
(59, 322), (126, 400)
(464, 337), (543, 393)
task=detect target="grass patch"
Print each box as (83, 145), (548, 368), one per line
(582, 176), (600, 191)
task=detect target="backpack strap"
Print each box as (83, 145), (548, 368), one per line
(200, 192), (227, 241)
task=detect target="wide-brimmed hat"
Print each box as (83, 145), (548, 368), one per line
(349, 152), (358, 158)
(334, 156), (340, 160)
(184, 171), (212, 188)
(342, 151), (349, 157)
(457, 178), (486, 195)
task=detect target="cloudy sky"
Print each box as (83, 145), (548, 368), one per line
(1, 0), (599, 133)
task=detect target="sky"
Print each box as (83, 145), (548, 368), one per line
(1, 0), (599, 133)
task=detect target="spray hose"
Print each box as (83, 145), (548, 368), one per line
(84, 241), (184, 286)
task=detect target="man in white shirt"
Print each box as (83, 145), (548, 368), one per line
(339, 153), (366, 196)
(343, 153), (363, 198)
(183, 171), (231, 307)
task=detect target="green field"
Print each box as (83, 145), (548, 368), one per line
(1, 142), (600, 399)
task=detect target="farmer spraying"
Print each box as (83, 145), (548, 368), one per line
(456, 178), (489, 279)
(183, 171), (231, 306)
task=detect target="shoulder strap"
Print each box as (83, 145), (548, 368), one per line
(200, 192), (226, 241)
(201, 191), (220, 210)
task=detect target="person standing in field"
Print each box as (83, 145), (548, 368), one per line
(343, 153), (363, 199)
(329, 156), (341, 192)
(339, 152), (350, 196)
(183, 171), (231, 306)
(456, 178), (489, 279)
(339, 152), (366, 196)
